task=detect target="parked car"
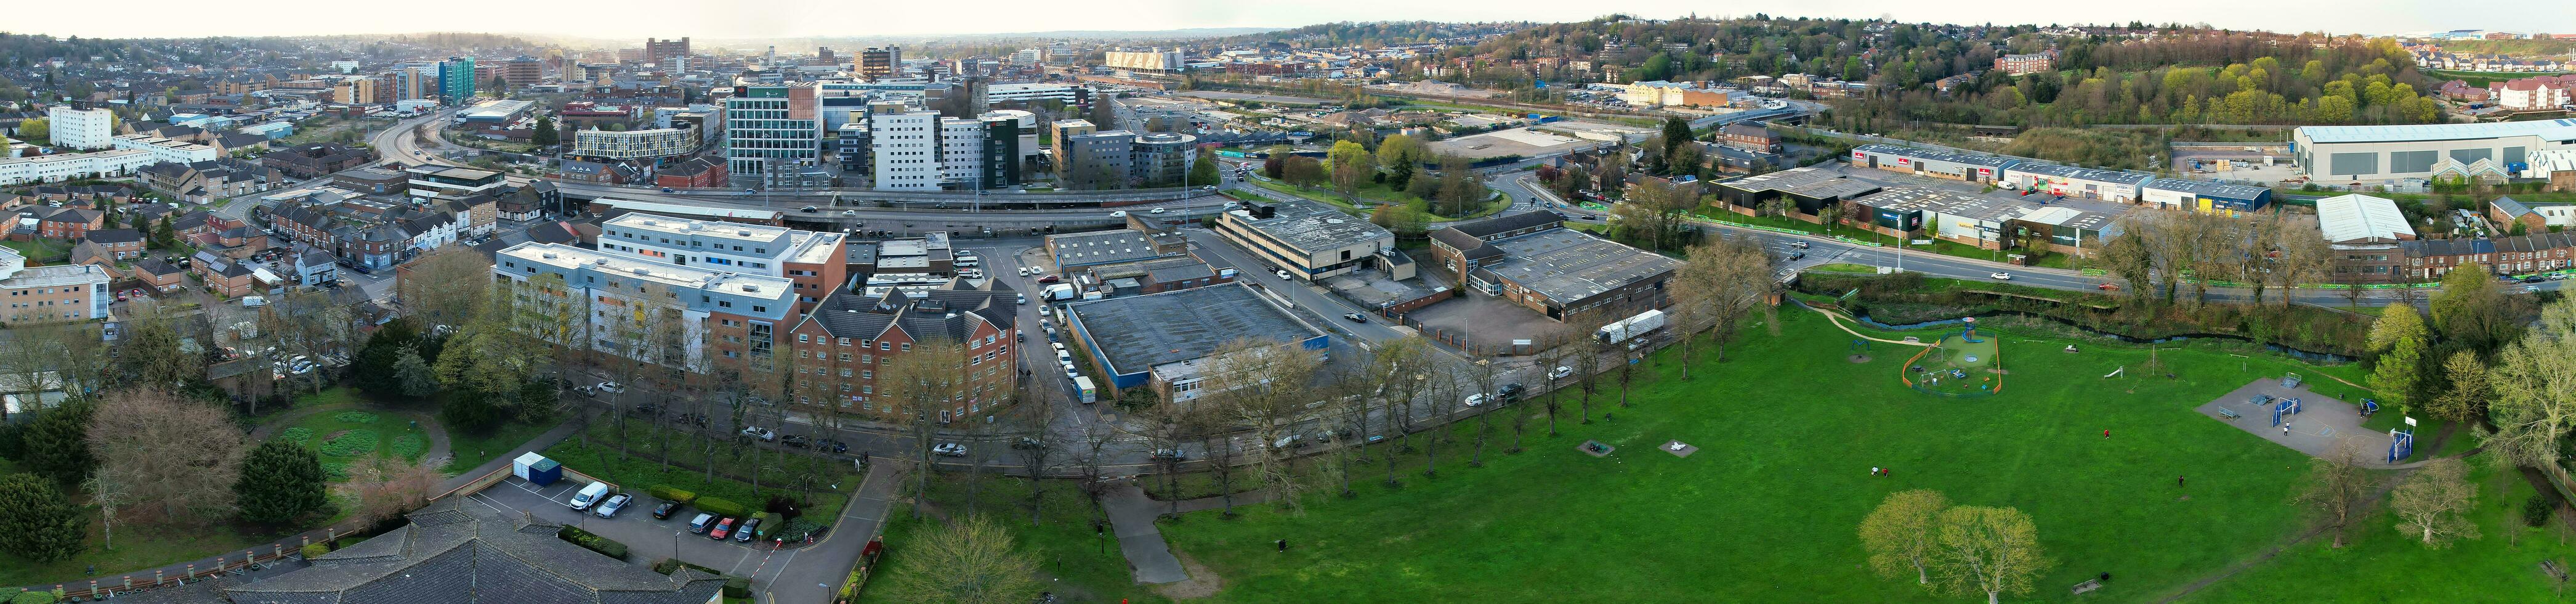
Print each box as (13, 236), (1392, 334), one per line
(567, 483), (610, 510)
(820, 439), (850, 454)
(708, 517), (738, 539)
(1498, 383), (1526, 401)
(1549, 365), (1575, 380)
(688, 513), (716, 533)
(740, 426), (777, 441)
(594, 493), (632, 518)
(595, 382), (624, 393)
(932, 443), (968, 457)
(1150, 449), (1187, 460)
(652, 502), (680, 520)
(1463, 393), (1490, 407)
(781, 435), (812, 449)
(1036, 275), (1061, 284)
(733, 518), (762, 542)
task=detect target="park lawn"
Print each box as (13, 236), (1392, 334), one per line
(2178, 454), (2575, 603)
(543, 419), (862, 521)
(4, 238), (72, 263)
(1811, 263), (1881, 274)
(1156, 309), (2366, 603)
(0, 513), (302, 588)
(862, 477), (1173, 604)
(440, 420), (556, 475)
(1703, 210), (2086, 269)
(268, 407), (430, 481)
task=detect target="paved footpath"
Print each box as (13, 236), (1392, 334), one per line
(767, 462), (901, 603)
(1100, 479), (1190, 584)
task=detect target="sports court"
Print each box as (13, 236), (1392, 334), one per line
(2193, 377), (2416, 468)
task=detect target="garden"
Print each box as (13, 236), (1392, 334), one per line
(265, 409), (432, 481)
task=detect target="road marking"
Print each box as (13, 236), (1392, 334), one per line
(725, 549), (757, 575)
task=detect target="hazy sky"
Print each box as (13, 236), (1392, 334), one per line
(3, 1), (2557, 41)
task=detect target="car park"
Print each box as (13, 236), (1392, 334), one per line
(594, 493), (632, 518)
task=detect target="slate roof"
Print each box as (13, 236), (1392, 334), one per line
(799, 277), (1019, 343)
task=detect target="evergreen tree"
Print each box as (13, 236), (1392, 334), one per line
(233, 441), (329, 524)
(154, 214), (177, 248)
(0, 473), (87, 563)
(531, 116), (559, 147)
(19, 402), (95, 487)
(1186, 149), (1219, 187)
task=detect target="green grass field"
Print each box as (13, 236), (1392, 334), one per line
(1153, 309), (2382, 603)
(2177, 452), (2576, 603)
(862, 477), (1173, 604)
(267, 408), (431, 481)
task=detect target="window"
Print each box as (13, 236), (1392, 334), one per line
(799, 334), (810, 343)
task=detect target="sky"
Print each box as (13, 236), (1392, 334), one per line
(2, 1), (2564, 42)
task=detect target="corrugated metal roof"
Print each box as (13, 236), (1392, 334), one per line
(2316, 194), (2417, 243)
(2297, 119), (2576, 144)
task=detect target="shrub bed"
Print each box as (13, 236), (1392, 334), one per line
(557, 526), (630, 561)
(694, 496), (746, 518)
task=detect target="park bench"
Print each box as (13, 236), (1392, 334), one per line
(2072, 579), (2103, 595)
(2216, 408), (2242, 420)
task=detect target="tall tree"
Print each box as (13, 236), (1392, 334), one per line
(0, 473), (86, 563)
(235, 440), (330, 524)
(876, 515), (1040, 604)
(1186, 148), (1220, 187)
(1434, 155), (1487, 218)
(89, 390), (247, 526)
(2389, 458), (2479, 548)
(19, 400), (95, 487)
(531, 115), (559, 146)
(2426, 350), (2491, 426)
(2293, 438), (2374, 548)
(2487, 298), (2576, 470)
(1327, 140), (1375, 201)
(1860, 489), (1950, 586)
(1669, 237), (1776, 372)
(1932, 505), (2052, 604)
(2368, 330), (2424, 418)
(2429, 264), (2514, 351)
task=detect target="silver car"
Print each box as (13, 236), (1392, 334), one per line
(593, 493), (632, 518)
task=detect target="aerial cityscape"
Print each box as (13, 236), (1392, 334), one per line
(8, 2), (2576, 603)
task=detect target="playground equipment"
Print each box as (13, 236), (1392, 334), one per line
(2271, 397), (2303, 427)
(2388, 428), (2415, 463)
(2360, 398), (2380, 418)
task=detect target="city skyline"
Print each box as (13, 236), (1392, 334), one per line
(1, 1), (2562, 42)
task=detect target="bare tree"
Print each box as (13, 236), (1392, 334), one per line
(2390, 457), (2481, 548)
(1212, 338), (1328, 514)
(84, 466), (140, 550)
(1670, 237), (1779, 369)
(874, 515), (1041, 604)
(350, 455), (441, 523)
(1531, 323), (1585, 437)
(1008, 380), (1057, 526)
(87, 390), (246, 526)
(2294, 438), (2376, 548)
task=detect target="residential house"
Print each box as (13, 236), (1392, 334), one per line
(82, 227), (146, 259)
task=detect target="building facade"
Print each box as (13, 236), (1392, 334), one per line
(46, 106), (114, 150)
(724, 84), (824, 189)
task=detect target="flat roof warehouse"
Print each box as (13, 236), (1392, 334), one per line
(1064, 283), (1326, 380)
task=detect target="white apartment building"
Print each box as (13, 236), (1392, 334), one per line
(1, 247), (113, 324)
(986, 83), (1081, 105)
(47, 106), (115, 150)
(0, 149), (155, 186)
(601, 213), (798, 273)
(866, 109), (942, 190)
(938, 116), (987, 186)
(110, 134), (220, 165)
(571, 128), (702, 160)
(491, 242), (796, 371)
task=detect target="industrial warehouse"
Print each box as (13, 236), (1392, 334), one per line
(2291, 120), (2576, 184)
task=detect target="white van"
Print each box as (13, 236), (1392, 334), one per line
(567, 482), (612, 510)
(241, 296), (269, 308)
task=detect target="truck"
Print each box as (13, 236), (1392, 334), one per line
(1593, 309), (1666, 346)
(1043, 284), (1078, 301)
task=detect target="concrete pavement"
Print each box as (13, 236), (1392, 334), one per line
(1099, 480), (1190, 584)
(769, 462), (901, 604)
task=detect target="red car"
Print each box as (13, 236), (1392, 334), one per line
(1036, 275), (1060, 284)
(708, 517), (738, 539)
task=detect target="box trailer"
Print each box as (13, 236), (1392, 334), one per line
(1594, 309), (1667, 346)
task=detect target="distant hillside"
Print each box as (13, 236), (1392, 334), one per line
(1224, 21), (1538, 47)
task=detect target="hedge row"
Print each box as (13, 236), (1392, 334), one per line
(647, 484), (696, 505)
(695, 496), (745, 518)
(557, 526), (630, 561)
(652, 558), (724, 577)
